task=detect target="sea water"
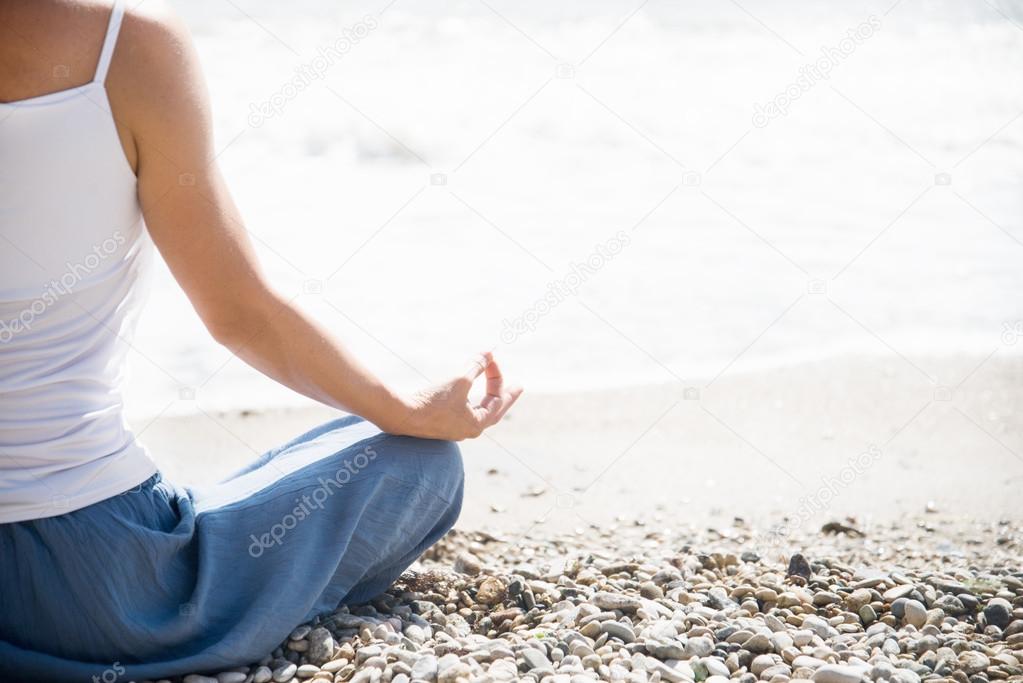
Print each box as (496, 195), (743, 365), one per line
(125, 0), (1023, 416)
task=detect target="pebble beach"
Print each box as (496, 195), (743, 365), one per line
(130, 353), (1023, 683)
(154, 514), (1021, 683)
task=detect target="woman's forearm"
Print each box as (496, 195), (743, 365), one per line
(212, 295), (412, 433)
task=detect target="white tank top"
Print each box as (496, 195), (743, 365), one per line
(0, 0), (158, 523)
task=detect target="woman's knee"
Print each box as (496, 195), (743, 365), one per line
(425, 437), (463, 477)
(365, 434), (463, 506)
(429, 438), (464, 505)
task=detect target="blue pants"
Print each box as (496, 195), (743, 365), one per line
(0, 416), (463, 682)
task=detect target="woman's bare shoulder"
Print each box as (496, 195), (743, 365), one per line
(110, 0), (199, 100)
(107, 0), (213, 157)
(118, 0), (192, 61)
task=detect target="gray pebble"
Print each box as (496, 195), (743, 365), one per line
(602, 621), (636, 643)
(271, 663), (296, 683)
(884, 585), (916, 602)
(812, 664), (866, 683)
(685, 636), (714, 658)
(984, 597), (1012, 628)
(411, 654), (439, 681)
(216, 674), (246, 683)
(523, 647), (553, 671)
(593, 592), (642, 613)
(251, 666), (272, 683)
(294, 664), (319, 679)
(904, 599), (927, 628)
(305, 626), (334, 665)
(743, 633), (771, 654)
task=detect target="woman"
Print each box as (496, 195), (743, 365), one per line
(0, 0), (521, 680)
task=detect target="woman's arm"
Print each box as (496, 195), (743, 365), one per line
(108, 5), (520, 440)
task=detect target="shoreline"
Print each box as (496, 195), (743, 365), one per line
(134, 352), (1023, 537)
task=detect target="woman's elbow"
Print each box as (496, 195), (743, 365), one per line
(201, 292), (285, 350)
(205, 316), (251, 350)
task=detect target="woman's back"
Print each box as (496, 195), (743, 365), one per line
(0, 0), (157, 522)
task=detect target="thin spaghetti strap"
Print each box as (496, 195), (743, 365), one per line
(94, 0), (127, 83)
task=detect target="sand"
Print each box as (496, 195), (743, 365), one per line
(133, 352), (1022, 539)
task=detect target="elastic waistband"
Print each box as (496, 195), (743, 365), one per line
(118, 472), (162, 496)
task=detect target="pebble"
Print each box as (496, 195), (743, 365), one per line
(787, 553), (812, 581)
(802, 615), (838, 639)
(650, 642), (687, 660)
(644, 657), (692, 683)
(984, 597), (1012, 628)
(743, 633), (771, 653)
(640, 582), (664, 600)
(812, 664), (865, 683)
(523, 648), (553, 672)
(294, 664), (319, 679)
(846, 589), (872, 610)
(883, 585), (916, 602)
(813, 591), (841, 606)
(271, 663), (296, 683)
(793, 655), (826, 669)
(751, 654), (777, 676)
(453, 552), (482, 576)
(404, 623), (428, 643)
(770, 631), (792, 651)
(903, 599), (927, 628)
(593, 592), (642, 612)
(437, 662), (470, 683)
(289, 624), (311, 640)
(305, 626), (334, 665)
(792, 630), (814, 647)
(476, 576), (507, 605)
(216, 674), (246, 683)
(685, 636), (715, 657)
(891, 670), (919, 683)
(934, 594), (967, 615)
(601, 620), (636, 643)
(410, 655), (438, 681)
(958, 651), (990, 675)
(350, 669), (379, 683)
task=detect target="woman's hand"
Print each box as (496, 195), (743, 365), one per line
(394, 352), (523, 440)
